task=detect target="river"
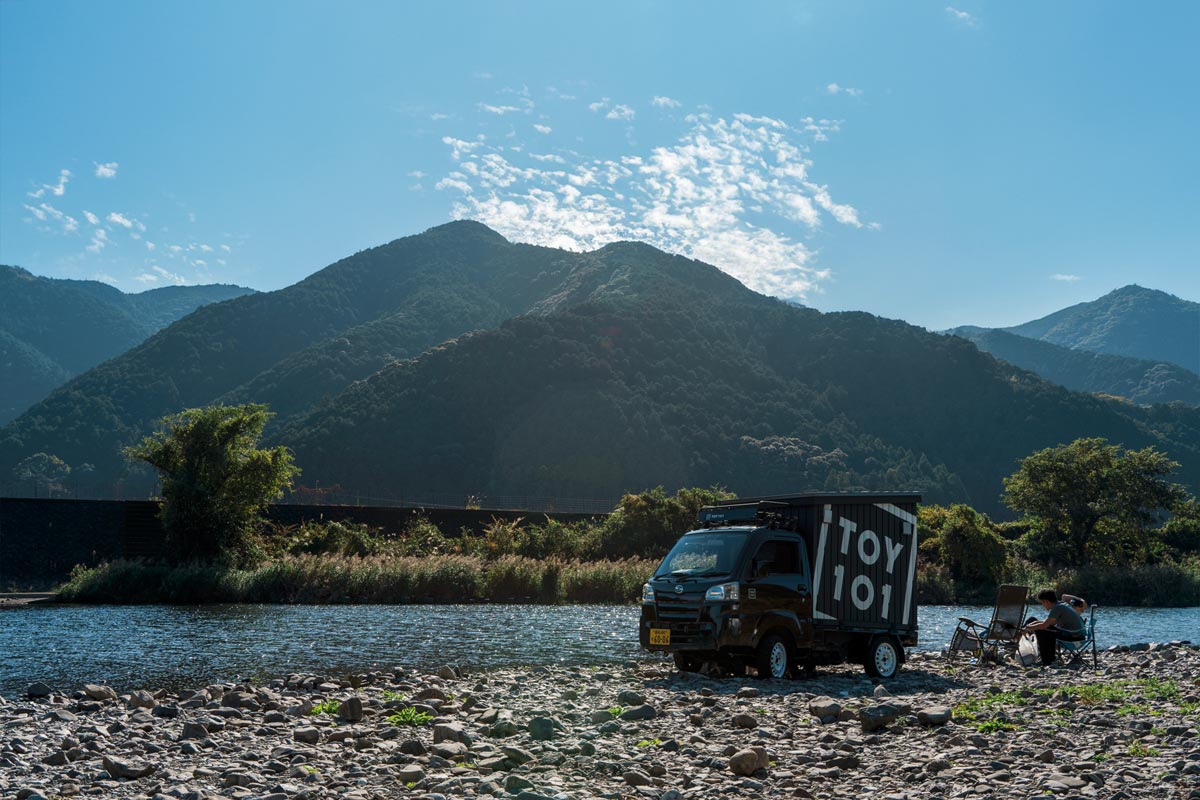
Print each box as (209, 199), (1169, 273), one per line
(2, 604), (1197, 694)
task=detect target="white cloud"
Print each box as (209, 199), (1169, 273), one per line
(606, 104), (636, 121)
(107, 212), (146, 231)
(1051, 273), (1082, 282)
(826, 83), (863, 97)
(219, 244), (231, 252)
(83, 210), (100, 225)
(27, 169), (71, 199)
(23, 202), (77, 232)
(408, 170), (427, 179)
(588, 98), (610, 113)
(478, 103), (522, 115)
(430, 113), (450, 121)
(94, 161), (119, 178)
(946, 6), (979, 26)
(652, 96), (681, 109)
(151, 265), (188, 285)
(135, 272), (159, 284)
(86, 228), (108, 253)
(436, 111), (867, 300)
(93, 273), (118, 285)
(146, 241), (156, 251)
(533, 124), (552, 134)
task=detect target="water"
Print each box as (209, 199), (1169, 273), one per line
(1, 604), (1197, 695)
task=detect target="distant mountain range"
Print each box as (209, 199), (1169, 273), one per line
(0, 267), (255, 424)
(2, 222), (1197, 517)
(946, 285), (1199, 405)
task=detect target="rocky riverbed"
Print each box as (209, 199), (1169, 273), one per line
(3, 644), (1198, 800)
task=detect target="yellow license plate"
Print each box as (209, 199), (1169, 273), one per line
(649, 628), (671, 646)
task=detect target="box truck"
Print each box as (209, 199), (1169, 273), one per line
(638, 492), (920, 679)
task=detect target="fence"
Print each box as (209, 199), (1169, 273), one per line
(0, 481), (621, 515)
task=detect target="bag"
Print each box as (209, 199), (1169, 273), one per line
(1017, 632), (1038, 666)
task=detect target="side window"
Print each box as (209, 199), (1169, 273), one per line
(752, 540), (800, 576)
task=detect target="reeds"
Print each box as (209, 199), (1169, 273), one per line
(57, 554), (658, 605)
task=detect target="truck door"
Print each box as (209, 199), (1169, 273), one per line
(746, 538), (812, 646)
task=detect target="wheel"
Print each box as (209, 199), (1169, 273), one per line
(673, 652), (703, 672)
(864, 636), (902, 679)
(756, 634), (793, 679)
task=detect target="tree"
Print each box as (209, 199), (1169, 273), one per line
(13, 452), (71, 496)
(1002, 438), (1187, 568)
(125, 404), (300, 566)
(918, 503), (1007, 587)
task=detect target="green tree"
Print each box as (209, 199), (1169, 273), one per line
(918, 503), (1007, 588)
(125, 404), (300, 566)
(12, 452), (71, 496)
(1161, 498), (1200, 557)
(1002, 437), (1187, 568)
(599, 486), (736, 558)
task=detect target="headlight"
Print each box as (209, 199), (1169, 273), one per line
(642, 583), (655, 604)
(705, 582), (740, 602)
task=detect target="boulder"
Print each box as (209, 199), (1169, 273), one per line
(808, 696), (842, 721)
(101, 755), (156, 779)
(617, 689), (646, 706)
(729, 746), (769, 776)
(859, 703), (903, 732)
(293, 727), (321, 745)
(732, 713), (758, 729)
(83, 684), (117, 702)
(394, 765), (426, 783)
(127, 690), (156, 709)
(917, 706), (953, 726)
(337, 696), (364, 722)
(619, 704), (657, 721)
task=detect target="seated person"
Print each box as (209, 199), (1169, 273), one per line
(1023, 589), (1085, 665)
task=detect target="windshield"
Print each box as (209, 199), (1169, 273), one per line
(654, 530), (749, 579)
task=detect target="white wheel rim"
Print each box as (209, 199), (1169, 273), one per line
(875, 643), (897, 676)
(770, 642), (788, 677)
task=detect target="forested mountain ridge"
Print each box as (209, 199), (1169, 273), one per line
(3, 222), (1198, 517)
(1000, 285), (1199, 374)
(945, 326), (1200, 406)
(0, 266), (254, 425)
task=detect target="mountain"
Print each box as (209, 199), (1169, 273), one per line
(946, 327), (1200, 406)
(0, 266), (255, 424)
(2, 223), (1198, 517)
(1001, 285), (1199, 374)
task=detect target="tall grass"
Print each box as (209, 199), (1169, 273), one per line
(58, 555), (658, 605)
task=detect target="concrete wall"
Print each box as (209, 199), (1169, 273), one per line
(0, 498), (603, 585)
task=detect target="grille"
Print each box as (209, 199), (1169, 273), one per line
(654, 593), (704, 622)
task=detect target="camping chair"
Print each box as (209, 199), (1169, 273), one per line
(949, 584), (1029, 664)
(1058, 605), (1099, 668)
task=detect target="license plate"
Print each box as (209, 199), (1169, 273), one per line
(649, 628), (670, 646)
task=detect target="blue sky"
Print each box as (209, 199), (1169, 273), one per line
(2, 1), (1196, 330)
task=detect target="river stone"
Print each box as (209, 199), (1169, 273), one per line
(337, 696), (364, 722)
(505, 775), (536, 792)
(26, 682), (51, 699)
(293, 727), (321, 744)
(859, 703), (903, 732)
(501, 745), (535, 765)
(127, 690), (156, 709)
(399, 739), (426, 755)
(809, 696), (841, 720)
(623, 769), (653, 786)
(102, 755), (155, 779)
(735, 686), (760, 698)
(395, 765), (425, 783)
(436, 665), (459, 680)
(434, 721), (468, 744)
(729, 746), (768, 776)
(83, 684), (116, 702)
(917, 706), (953, 726)
(180, 721), (209, 740)
(732, 713), (758, 729)
(528, 717), (557, 740)
(620, 704), (656, 721)
(617, 689), (646, 706)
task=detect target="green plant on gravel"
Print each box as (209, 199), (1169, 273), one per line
(310, 699), (340, 716)
(636, 739), (663, 748)
(975, 719), (1021, 734)
(607, 706), (625, 718)
(1127, 741), (1160, 757)
(1090, 753), (1110, 762)
(388, 707), (434, 726)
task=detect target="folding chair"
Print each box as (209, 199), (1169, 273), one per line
(1058, 605), (1098, 668)
(949, 585), (1029, 664)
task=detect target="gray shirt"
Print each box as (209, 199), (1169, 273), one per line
(1046, 601), (1084, 634)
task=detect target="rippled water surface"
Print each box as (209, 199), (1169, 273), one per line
(2, 603), (1197, 694)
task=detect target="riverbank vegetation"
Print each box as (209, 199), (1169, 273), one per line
(59, 421), (1200, 606)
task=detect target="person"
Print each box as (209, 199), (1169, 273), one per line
(1023, 589), (1085, 666)
(1061, 592), (1088, 613)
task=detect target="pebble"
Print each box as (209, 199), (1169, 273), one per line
(1, 644), (1197, 799)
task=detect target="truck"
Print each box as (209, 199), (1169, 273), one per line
(638, 492), (920, 679)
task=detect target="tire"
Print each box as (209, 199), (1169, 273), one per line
(756, 634), (793, 679)
(864, 636), (902, 679)
(673, 652), (703, 673)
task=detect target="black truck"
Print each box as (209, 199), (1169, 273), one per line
(639, 493), (920, 679)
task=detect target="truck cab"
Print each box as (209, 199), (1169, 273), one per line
(638, 493), (919, 679)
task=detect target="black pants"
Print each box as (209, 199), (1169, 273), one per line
(1034, 627), (1085, 665)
